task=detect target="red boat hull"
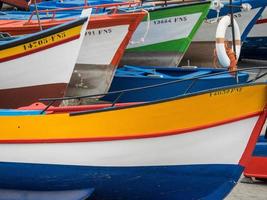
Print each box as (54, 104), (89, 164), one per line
(244, 156), (267, 179)
(0, 0), (41, 9)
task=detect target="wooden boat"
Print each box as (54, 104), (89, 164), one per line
(244, 133), (267, 180)
(181, 0), (267, 66)
(28, 0), (121, 10)
(0, 3), (146, 96)
(24, 0), (212, 67)
(0, 67), (266, 200)
(102, 65), (249, 102)
(121, 1), (211, 66)
(0, 9), (91, 109)
(241, 8), (267, 60)
(0, 0), (41, 10)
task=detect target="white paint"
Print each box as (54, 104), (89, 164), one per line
(216, 16), (241, 67)
(127, 12), (202, 49)
(194, 7), (261, 42)
(248, 7), (267, 38)
(0, 116), (258, 167)
(0, 15), (90, 90)
(77, 25), (129, 65)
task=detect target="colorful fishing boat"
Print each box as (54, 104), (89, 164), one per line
(0, 68), (266, 199)
(0, 3), (146, 96)
(28, 0), (121, 10)
(0, 9), (91, 108)
(244, 134), (267, 181)
(24, 0), (212, 67)
(241, 8), (267, 60)
(102, 65), (249, 102)
(121, 1), (211, 66)
(181, 0), (267, 66)
(0, 0), (41, 10)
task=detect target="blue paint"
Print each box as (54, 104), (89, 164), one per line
(102, 66), (249, 102)
(0, 0), (265, 26)
(28, 0), (122, 11)
(241, 6), (266, 41)
(0, 109), (42, 116)
(241, 37), (267, 60)
(207, 0), (266, 19)
(0, 162), (243, 199)
(253, 136), (267, 157)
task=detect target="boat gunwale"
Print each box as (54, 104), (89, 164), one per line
(68, 81), (266, 116)
(0, 16), (87, 51)
(0, 111), (263, 144)
(124, 0), (211, 13)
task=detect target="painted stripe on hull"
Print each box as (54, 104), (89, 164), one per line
(183, 7), (263, 66)
(0, 25), (82, 63)
(0, 39), (82, 90)
(257, 18), (267, 24)
(123, 2), (210, 66)
(127, 13), (202, 50)
(77, 25), (129, 65)
(1, 84), (266, 141)
(0, 83), (66, 109)
(0, 13), (145, 67)
(248, 7), (267, 37)
(194, 8), (262, 42)
(0, 162), (243, 200)
(0, 116), (259, 166)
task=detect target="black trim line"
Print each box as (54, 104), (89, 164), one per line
(69, 82), (267, 116)
(0, 17), (87, 51)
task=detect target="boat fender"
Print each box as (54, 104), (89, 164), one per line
(215, 16), (241, 69)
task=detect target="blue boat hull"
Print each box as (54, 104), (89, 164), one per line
(253, 136), (267, 157)
(241, 37), (267, 60)
(0, 162), (243, 200)
(102, 66), (249, 102)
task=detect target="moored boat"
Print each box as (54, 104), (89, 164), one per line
(25, 0), (212, 67)
(181, 0), (267, 66)
(244, 133), (267, 180)
(241, 7), (267, 60)
(0, 0), (41, 10)
(102, 65), (249, 102)
(0, 67), (266, 199)
(0, 9), (91, 108)
(0, 3), (146, 96)
(121, 1), (211, 67)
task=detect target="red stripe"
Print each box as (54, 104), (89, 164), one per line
(244, 156), (267, 179)
(0, 111), (262, 144)
(0, 35), (80, 63)
(239, 106), (267, 166)
(256, 18), (267, 24)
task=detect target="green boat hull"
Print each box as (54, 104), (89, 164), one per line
(120, 1), (211, 67)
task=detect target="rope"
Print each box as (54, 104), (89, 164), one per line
(129, 8), (150, 45)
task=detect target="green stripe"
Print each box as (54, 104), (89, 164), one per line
(127, 2), (211, 54)
(145, 2), (211, 21)
(126, 38), (189, 52)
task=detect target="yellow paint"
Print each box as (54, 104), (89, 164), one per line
(1, 84), (266, 140)
(0, 25), (82, 60)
